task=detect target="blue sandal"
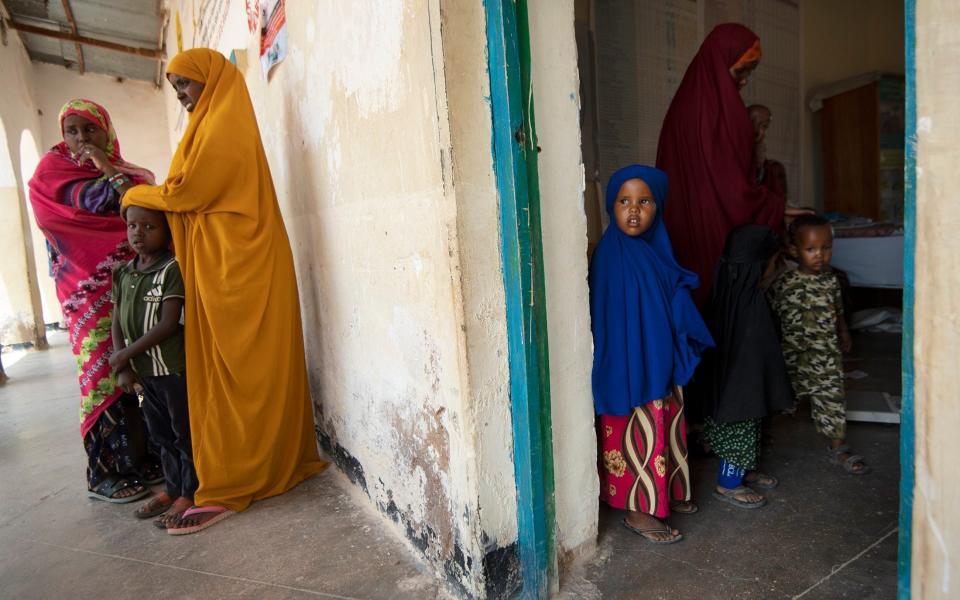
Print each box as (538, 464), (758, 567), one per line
(87, 476), (150, 504)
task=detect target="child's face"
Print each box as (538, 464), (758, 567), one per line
(613, 178), (657, 237)
(790, 224), (833, 274)
(125, 206), (170, 257)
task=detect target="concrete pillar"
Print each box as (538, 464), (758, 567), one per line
(912, 0), (960, 596)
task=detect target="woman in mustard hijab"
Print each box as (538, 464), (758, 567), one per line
(123, 48), (327, 534)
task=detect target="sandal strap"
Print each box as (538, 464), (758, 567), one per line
(182, 506), (229, 518)
(845, 454), (866, 465)
(718, 486), (755, 497)
(830, 445), (852, 455)
(92, 475), (137, 498)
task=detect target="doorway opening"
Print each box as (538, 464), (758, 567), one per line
(568, 1), (907, 595)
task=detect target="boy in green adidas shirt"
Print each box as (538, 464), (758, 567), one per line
(110, 205), (196, 528)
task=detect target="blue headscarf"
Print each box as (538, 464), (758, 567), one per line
(588, 165), (714, 416)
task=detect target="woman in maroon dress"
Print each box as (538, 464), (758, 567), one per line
(657, 23), (807, 307)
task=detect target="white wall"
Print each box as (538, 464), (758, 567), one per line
(913, 1), (960, 596)
(529, 0), (600, 563)
(0, 31), (46, 347)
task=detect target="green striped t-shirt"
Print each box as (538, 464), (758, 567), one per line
(111, 251), (186, 376)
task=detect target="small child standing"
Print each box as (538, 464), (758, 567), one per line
(769, 214), (870, 475)
(590, 165), (714, 544)
(699, 224), (795, 508)
(110, 205), (198, 526)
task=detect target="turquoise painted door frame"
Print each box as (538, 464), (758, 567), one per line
(898, 0), (916, 597)
(484, 0), (557, 597)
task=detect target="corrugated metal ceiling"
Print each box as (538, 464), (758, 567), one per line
(3, 0), (164, 82)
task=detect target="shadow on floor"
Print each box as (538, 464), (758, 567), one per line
(0, 332), (447, 600)
(561, 332), (901, 600)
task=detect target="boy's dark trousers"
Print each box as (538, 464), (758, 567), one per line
(140, 372), (198, 499)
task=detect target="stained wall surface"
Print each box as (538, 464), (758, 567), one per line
(163, 1), (520, 595)
(912, 0), (960, 597)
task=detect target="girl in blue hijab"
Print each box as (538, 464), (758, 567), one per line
(590, 165), (713, 544)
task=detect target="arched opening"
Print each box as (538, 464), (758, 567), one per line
(0, 115), (45, 349)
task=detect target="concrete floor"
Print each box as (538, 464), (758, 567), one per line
(1, 331), (901, 599)
(561, 331), (901, 600)
(0, 332), (446, 600)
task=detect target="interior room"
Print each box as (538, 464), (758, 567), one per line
(567, 0), (904, 595)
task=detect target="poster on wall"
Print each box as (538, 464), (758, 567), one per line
(246, 0), (261, 34)
(260, 0), (287, 78)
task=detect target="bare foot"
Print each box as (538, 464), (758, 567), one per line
(743, 471), (779, 489)
(135, 492), (174, 518)
(716, 485), (765, 505)
(830, 440), (869, 474)
(670, 501), (699, 514)
(154, 497), (193, 529)
(625, 511), (681, 543)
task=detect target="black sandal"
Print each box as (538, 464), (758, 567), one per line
(87, 476), (150, 504)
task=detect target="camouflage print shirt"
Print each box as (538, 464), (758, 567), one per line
(768, 268), (844, 401)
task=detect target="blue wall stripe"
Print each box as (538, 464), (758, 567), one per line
(484, 1), (550, 597)
(898, 0), (916, 597)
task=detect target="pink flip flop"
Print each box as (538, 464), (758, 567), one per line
(167, 505), (234, 536)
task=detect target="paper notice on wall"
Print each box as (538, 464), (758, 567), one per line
(259, 0), (287, 78)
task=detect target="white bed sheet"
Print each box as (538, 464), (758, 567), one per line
(830, 235), (904, 288)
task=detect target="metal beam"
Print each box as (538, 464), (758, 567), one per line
(4, 19), (163, 60)
(59, 0), (84, 74)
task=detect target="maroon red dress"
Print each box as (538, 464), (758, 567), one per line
(656, 24), (786, 307)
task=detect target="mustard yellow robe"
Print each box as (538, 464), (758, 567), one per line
(124, 49), (326, 511)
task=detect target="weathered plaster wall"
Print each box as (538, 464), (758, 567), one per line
(528, 0), (599, 561)
(0, 32), (45, 347)
(912, 2), (960, 596)
(164, 1), (519, 596)
(438, 2), (523, 596)
(800, 0), (904, 209)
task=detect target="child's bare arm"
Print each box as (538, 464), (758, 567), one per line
(109, 298), (184, 370)
(838, 312), (852, 353)
(110, 302), (138, 392)
(111, 306), (126, 356)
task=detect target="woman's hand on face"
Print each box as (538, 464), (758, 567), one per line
(80, 144), (117, 176)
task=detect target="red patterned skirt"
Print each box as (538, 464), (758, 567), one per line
(598, 389), (690, 518)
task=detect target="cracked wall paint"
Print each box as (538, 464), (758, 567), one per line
(163, 1), (520, 597)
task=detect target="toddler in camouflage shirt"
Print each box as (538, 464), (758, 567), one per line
(769, 214), (870, 475)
